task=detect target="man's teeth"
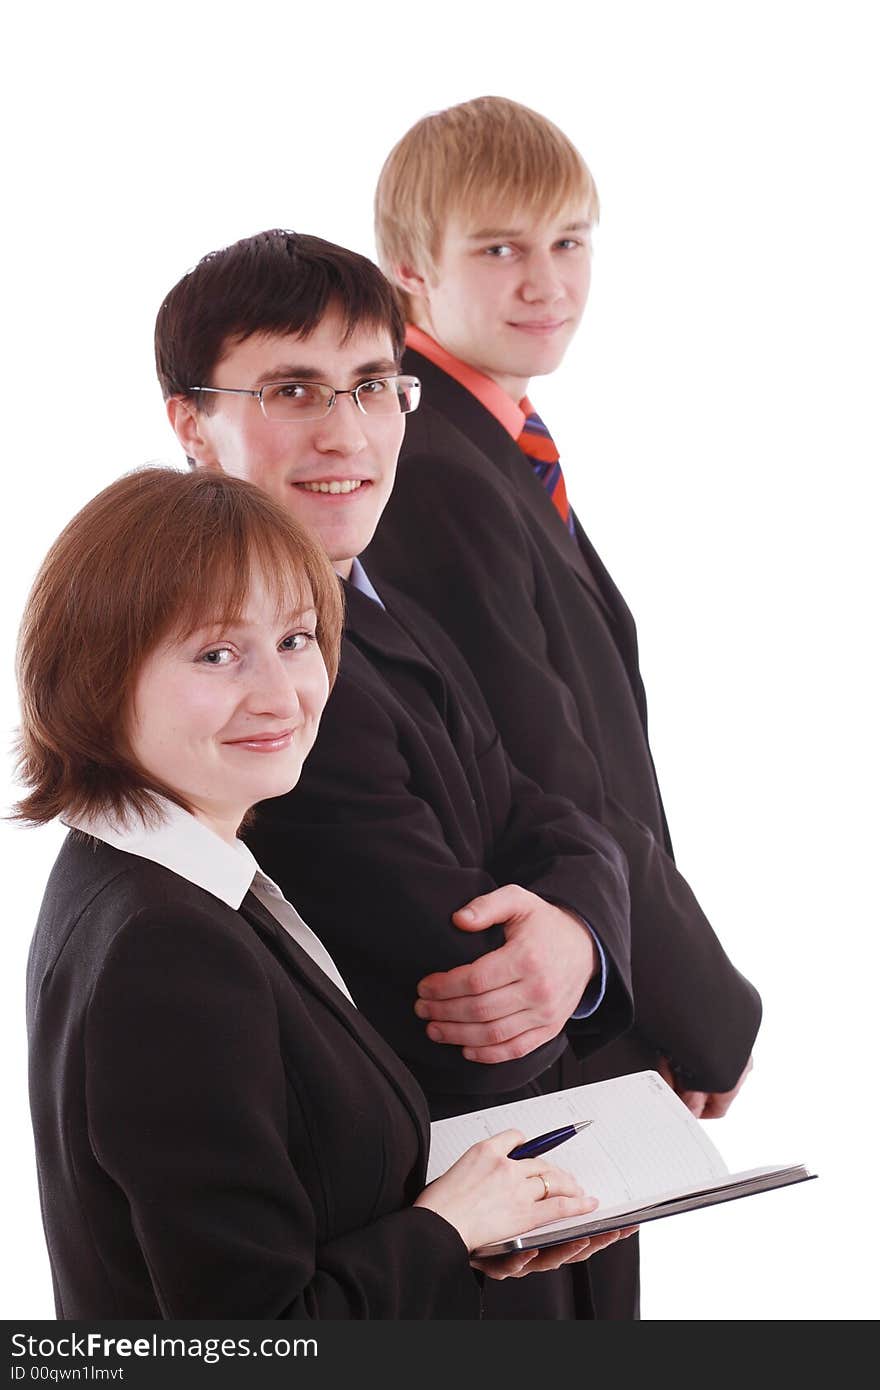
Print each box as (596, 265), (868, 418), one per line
(298, 479), (364, 495)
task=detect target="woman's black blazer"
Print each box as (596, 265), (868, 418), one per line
(26, 832), (479, 1320)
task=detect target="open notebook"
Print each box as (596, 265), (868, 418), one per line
(426, 1070), (815, 1257)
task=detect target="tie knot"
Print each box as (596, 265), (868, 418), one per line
(520, 410), (552, 441)
(516, 408), (573, 536)
(517, 410), (559, 466)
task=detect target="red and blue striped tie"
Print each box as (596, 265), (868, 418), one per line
(517, 410), (575, 537)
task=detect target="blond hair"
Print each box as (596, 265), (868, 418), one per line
(375, 96), (599, 315)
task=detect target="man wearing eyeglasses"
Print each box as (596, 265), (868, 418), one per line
(155, 229), (637, 1320)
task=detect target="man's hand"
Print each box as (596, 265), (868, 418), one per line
(657, 1054), (754, 1119)
(413, 885), (597, 1064)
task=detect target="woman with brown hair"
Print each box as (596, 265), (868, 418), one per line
(16, 466), (608, 1320)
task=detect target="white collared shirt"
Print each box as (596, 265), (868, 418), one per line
(66, 798), (355, 1005)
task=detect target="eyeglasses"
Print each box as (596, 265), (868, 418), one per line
(188, 374), (421, 423)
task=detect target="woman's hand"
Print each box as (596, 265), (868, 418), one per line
(471, 1224), (639, 1280)
(413, 1128), (597, 1254)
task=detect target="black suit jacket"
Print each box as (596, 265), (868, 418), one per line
(247, 579), (635, 1321)
(26, 833), (480, 1320)
(365, 348), (762, 1094)
(248, 580), (633, 1104)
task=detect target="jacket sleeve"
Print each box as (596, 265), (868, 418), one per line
(475, 739), (633, 1056)
(247, 668), (632, 1095)
(367, 441), (761, 1092)
(85, 905), (479, 1320)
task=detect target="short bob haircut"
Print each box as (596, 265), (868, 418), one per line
(375, 96), (600, 317)
(15, 467), (344, 828)
(155, 228), (405, 405)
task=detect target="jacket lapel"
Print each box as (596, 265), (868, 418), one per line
(405, 349), (615, 620)
(238, 888), (430, 1160)
(343, 581), (450, 722)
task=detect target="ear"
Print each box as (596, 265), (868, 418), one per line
(166, 395), (221, 469)
(392, 262), (431, 302)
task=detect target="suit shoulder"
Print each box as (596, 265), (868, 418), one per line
(260, 653), (406, 815)
(376, 583), (487, 686)
(27, 834), (271, 1044)
(378, 407), (530, 567)
(323, 643), (399, 729)
(399, 404), (511, 497)
(51, 832), (221, 915)
(32, 833), (253, 978)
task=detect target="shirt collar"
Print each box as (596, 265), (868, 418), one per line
(65, 797), (258, 910)
(405, 324), (528, 440)
(348, 556), (385, 607)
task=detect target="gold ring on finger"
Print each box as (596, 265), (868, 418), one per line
(531, 1171), (551, 1201)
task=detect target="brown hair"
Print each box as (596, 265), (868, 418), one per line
(14, 466), (344, 827)
(155, 228), (405, 404)
(375, 96), (599, 317)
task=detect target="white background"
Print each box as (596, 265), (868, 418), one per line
(1, 0), (876, 1321)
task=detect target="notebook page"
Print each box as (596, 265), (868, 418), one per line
(427, 1070), (730, 1212)
(514, 1164), (805, 1240)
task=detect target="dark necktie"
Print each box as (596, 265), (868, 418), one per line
(516, 409), (576, 537)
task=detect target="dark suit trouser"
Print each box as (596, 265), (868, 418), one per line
(478, 1235), (639, 1321)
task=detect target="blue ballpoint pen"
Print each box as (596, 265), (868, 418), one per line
(507, 1119), (594, 1160)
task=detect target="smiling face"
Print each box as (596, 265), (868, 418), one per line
(127, 573), (329, 843)
(170, 308), (406, 578)
(403, 204), (593, 401)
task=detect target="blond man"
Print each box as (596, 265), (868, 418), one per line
(366, 96), (761, 1320)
